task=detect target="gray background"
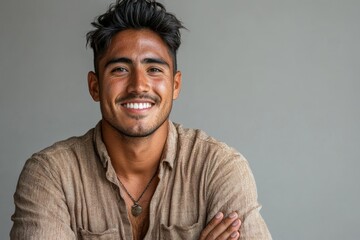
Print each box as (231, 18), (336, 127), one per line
(1, 0), (359, 239)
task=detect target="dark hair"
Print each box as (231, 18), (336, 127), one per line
(86, 0), (185, 74)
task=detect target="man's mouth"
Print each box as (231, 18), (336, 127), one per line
(122, 102), (153, 110)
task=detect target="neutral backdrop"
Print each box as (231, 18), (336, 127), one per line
(1, 0), (359, 239)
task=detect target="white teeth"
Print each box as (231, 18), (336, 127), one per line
(124, 102), (152, 110)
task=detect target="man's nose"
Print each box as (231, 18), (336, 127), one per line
(127, 69), (150, 93)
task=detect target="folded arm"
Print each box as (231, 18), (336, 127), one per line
(10, 156), (76, 240)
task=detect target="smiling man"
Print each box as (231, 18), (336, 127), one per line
(11, 0), (271, 239)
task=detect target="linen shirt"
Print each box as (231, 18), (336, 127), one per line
(11, 121), (272, 239)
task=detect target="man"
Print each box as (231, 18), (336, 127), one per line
(11, 0), (271, 239)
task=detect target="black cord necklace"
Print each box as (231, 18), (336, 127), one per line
(118, 171), (158, 217)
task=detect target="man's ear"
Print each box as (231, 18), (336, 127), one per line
(88, 71), (100, 102)
(173, 71), (182, 100)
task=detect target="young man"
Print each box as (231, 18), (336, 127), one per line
(11, 0), (271, 239)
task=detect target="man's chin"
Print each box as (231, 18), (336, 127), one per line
(119, 129), (156, 138)
(115, 123), (161, 138)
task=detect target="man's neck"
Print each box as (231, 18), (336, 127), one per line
(101, 120), (169, 179)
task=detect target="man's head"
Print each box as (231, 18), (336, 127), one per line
(86, 0), (184, 75)
(86, 0), (184, 138)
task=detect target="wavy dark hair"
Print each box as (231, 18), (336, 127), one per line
(86, 0), (185, 74)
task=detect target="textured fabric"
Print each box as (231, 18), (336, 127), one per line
(11, 121), (272, 239)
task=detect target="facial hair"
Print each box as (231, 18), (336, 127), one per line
(104, 92), (172, 138)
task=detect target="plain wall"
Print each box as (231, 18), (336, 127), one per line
(1, 0), (359, 239)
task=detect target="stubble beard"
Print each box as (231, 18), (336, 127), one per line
(114, 116), (169, 138)
(105, 103), (172, 139)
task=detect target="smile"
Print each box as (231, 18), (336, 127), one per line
(122, 102), (153, 110)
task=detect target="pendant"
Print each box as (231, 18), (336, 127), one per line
(131, 203), (142, 217)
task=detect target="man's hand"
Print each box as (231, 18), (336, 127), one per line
(199, 212), (241, 240)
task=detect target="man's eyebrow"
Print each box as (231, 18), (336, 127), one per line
(142, 58), (170, 68)
(104, 57), (132, 68)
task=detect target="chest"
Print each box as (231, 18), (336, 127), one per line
(121, 181), (156, 240)
(67, 167), (208, 239)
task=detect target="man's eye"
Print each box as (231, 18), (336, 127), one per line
(112, 67), (127, 73)
(149, 68), (162, 73)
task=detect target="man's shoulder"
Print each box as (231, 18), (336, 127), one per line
(30, 127), (95, 166)
(172, 122), (242, 159)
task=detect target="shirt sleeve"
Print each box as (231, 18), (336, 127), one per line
(206, 152), (272, 240)
(10, 155), (76, 240)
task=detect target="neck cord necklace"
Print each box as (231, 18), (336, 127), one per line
(118, 171), (158, 217)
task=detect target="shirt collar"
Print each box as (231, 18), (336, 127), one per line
(160, 121), (178, 169)
(93, 120), (178, 170)
(93, 121), (110, 169)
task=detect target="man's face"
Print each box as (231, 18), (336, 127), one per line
(88, 29), (181, 138)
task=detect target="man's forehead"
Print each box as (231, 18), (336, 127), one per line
(109, 29), (167, 51)
(99, 29), (173, 67)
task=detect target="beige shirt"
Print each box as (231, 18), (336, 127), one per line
(11, 121), (271, 239)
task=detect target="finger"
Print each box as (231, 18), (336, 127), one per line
(205, 212), (239, 240)
(199, 212), (224, 240)
(228, 230), (240, 240)
(218, 218), (241, 240)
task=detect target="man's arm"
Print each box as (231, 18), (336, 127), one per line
(204, 153), (272, 240)
(10, 156), (75, 240)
